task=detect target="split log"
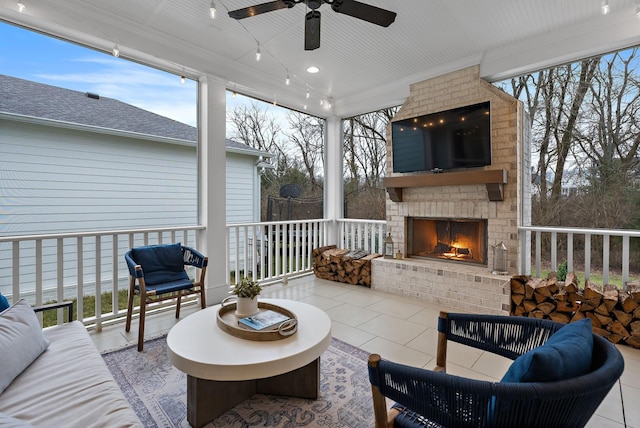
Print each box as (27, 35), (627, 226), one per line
(548, 312), (571, 324)
(608, 320), (630, 338)
(620, 292), (639, 313)
(612, 309), (633, 327)
(537, 301), (556, 315)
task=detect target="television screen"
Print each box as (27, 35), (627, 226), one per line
(392, 101), (491, 173)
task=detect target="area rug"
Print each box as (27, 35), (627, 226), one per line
(103, 336), (374, 427)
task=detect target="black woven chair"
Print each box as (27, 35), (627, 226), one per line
(368, 311), (625, 428)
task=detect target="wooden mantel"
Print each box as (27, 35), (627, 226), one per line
(383, 169), (508, 202)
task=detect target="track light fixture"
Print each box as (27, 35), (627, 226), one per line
(210, 0), (216, 19)
(601, 0), (610, 15)
(17, 2), (25, 13)
(636, 3), (640, 17)
(285, 71), (290, 86)
(255, 43), (261, 61)
(112, 44), (120, 57)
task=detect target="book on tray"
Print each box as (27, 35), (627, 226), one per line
(238, 310), (290, 331)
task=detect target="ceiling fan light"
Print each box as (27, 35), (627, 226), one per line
(306, 66), (319, 73)
(210, 0), (216, 19)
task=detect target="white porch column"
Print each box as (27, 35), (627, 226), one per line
(324, 116), (343, 245)
(198, 74), (228, 304)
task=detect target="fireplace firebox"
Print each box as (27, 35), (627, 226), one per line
(407, 217), (487, 265)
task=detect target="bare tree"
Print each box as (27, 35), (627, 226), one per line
(287, 111), (324, 190)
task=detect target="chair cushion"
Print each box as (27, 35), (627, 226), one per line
(501, 318), (593, 383)
(131, 243), (186, 285)
(0, 300), (50, 394)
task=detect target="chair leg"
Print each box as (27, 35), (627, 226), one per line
(137, 294), (146, 352)
(125, 277), (135, 333)
(200, 285), (206, 309)
(176, 292), (182, 318)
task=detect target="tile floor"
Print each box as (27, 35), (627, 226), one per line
(91, 275), (639, 427)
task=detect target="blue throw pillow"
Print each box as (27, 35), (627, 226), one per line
(131, 243), (187, 286)
(501, 318), (593, 383)
(0, 292), (9, 312)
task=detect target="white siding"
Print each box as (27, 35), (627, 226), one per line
(226, 152), (260, 272)
(226, 152), (258, 224)
(0, 119), (198, 235)
(0, 119), (262, 296)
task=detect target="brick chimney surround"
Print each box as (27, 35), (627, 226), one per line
(370, 65), (531, 314)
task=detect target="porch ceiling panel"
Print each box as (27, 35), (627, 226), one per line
(1, 0), (639, 118)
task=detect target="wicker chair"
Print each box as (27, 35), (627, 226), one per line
(125, 243), (207, 351)
(368, 311), (625, 428)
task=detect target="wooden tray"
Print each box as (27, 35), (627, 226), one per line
(217, 300), (298, 341)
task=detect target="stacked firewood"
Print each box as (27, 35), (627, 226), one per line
(312, 245), (381, 287)
(511, 273), (640, 348)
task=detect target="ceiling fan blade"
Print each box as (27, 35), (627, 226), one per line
(228, 0), (291, 20)
(305, 11), (321, 51)
(332, 0), (396, 27)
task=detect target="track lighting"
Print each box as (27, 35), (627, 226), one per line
(285, 71), (290, 86)
(232, 90), (237, 98)
(17, 2), (25, 13)
(601, 0), (609, 15)
(255, 43), (261, 61)
(210, 0), (216, 19)
(181, 75), (185, 84)
(636, 3), (640, 17)
(305, 87), (310, 99)
(112, 44), (120, 57)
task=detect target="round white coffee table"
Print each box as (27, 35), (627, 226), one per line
(167, 298), (332, 427)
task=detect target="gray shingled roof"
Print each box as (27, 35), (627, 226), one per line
(0, 74), (269, 156)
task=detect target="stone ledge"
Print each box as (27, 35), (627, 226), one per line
(371, 257), (510, 314)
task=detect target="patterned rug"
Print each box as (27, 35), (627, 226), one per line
(102, 336), (374, 427)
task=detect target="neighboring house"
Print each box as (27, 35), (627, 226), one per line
(0, 74), (272, 295)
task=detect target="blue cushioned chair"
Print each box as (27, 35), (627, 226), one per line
(125, 243), (207, 351)
(368, 311), (624, 428)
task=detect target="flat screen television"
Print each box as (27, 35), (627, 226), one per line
(391, 101), (491, 173)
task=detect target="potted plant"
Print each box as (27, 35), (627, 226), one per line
(229, 276), (262, 317)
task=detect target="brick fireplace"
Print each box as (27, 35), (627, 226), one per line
(371, 65), (531, 314)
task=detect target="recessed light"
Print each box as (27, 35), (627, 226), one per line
(306, 66), (319, 74)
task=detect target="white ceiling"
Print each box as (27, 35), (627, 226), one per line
(2, 0), (640, 118)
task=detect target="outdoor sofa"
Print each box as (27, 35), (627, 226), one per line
(0, 299), (142, 427)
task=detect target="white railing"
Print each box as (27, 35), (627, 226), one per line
(226, 218), (387, 285)
(0, 219), (387, 328)
(337, 218), (387, 254)
(518, 225), (640, 286)
(0, 226), (203, 328)
(226, 219), (331, 284)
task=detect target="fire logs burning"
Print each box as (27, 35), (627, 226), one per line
(511, 273), (640, 348)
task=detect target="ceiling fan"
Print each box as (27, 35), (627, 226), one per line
(228, 0), (396, 51)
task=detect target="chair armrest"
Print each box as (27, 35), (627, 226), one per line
(33, 301), (74, 323)
(182, 246), (207, 268)
(124, 250), (143, 278)
(369, 353), (495, 427)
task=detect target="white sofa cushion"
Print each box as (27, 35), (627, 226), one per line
(0, 321), (141, 427)
(0, 300), (49, 394)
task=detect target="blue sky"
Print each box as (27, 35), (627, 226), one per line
(0, 21), (199, 126)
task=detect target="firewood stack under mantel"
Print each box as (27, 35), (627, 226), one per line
(511, 272), (640, 348)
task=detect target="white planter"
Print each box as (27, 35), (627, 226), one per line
(235, 296), (259, 317)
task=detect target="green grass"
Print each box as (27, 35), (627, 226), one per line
(539, 269), (639, 289)
(41, 289), (139, 327)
